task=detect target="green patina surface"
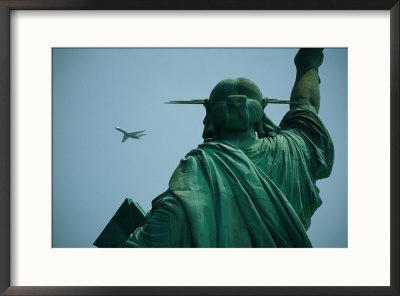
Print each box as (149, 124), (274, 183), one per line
(126, 107), (333, 247)
(96, 48), (334, 248)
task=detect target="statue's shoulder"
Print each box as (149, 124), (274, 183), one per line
(197, 141), (240, 150)
(177, 142), (240, 167)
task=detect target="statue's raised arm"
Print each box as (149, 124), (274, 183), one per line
(290, 48), (324, 113)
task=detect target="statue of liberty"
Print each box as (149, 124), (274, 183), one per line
(95, 48), (334, 248)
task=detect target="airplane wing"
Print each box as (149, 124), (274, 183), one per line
(122, 134), (129, 142)
(115, 127), (126, 133)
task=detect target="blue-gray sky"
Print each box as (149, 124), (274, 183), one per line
(52, 48), (347, 248)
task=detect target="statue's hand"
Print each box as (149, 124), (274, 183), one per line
(294, 48), (324, 70)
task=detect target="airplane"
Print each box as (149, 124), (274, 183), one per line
(115, 127), (146, 142)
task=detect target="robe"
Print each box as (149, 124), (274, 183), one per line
(126, 107), (334, 247)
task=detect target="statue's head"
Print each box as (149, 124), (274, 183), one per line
(203, 78), (278, 141)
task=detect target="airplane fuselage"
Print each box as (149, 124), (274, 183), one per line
(115, 127), (146, 142)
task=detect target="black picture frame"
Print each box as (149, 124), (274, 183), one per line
(0, 1), (398, 295)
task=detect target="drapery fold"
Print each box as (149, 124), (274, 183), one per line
(126, 107), (334, 247)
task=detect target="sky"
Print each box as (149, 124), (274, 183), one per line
(52, 48), (348, 248)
